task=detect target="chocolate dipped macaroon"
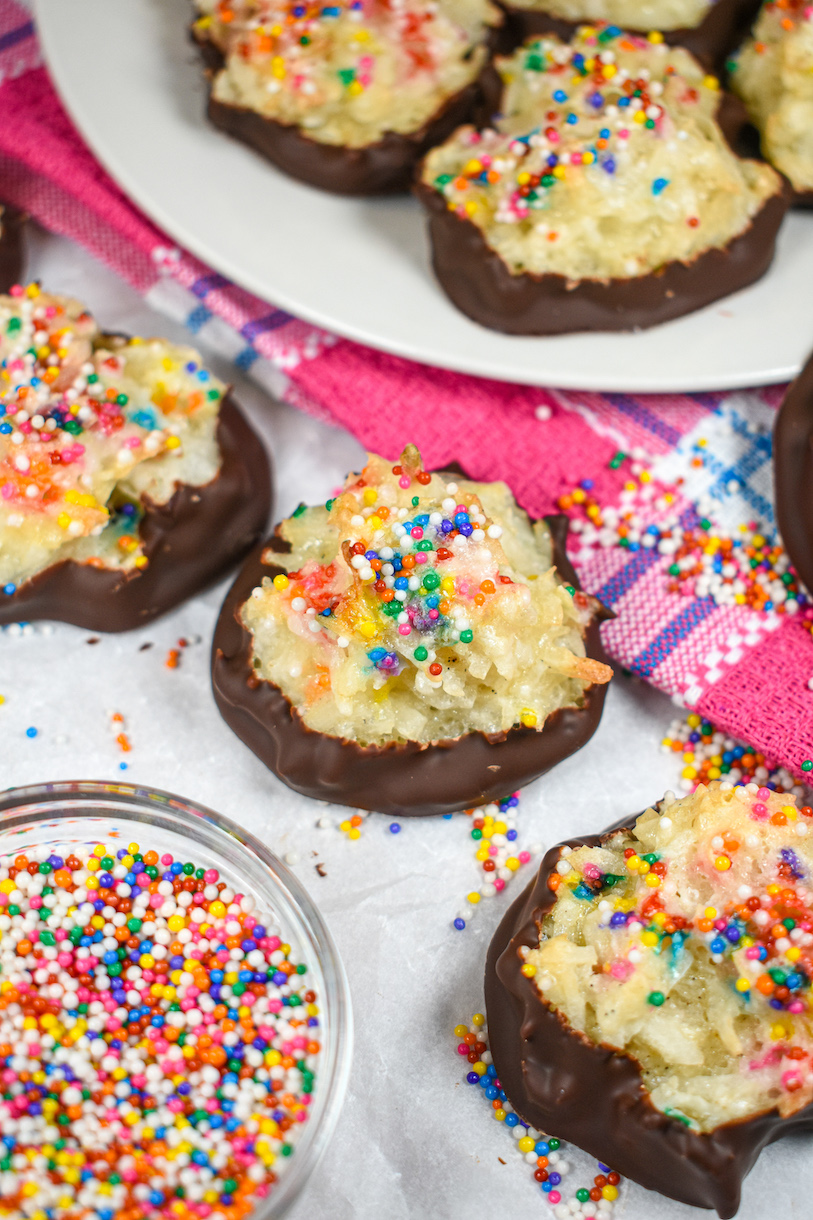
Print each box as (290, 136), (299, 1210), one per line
(212, 445), (612, 816)
(0, 287), (271, 631)
(486, 781), (813, 1217)
(496, 0), (761, 68)
(0, 206), (24, 294)
(774, 344), (813, 597)
(192, 0), (502, 194)
(416, 27), (789, 335)
(731, 0), (813, 205)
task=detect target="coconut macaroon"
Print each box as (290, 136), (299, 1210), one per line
(487, 781), (813, 1215)
(0, 287), (270, 630)
(212, 445), (612, 816)
(192, 0), (501, 193)
(497, 0), (761, 68)
(731, 0), (813, 200)
(417, 26), (788, 333)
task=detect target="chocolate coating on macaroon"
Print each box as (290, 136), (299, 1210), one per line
(485, 817), (813, 1218)
(774, 347), (813, 600)
(193, 25), (499, 195)
(0, 395), (271, 632)
(415, 178), (789, 335)
(495, 0), (762, 69)
(212, 512), (610, 817)
(0, 206), (25, 294)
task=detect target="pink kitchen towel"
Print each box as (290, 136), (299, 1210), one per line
(2, 3), (813, 774)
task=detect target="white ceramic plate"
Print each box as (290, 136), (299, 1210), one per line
(35, 0), (813, 391)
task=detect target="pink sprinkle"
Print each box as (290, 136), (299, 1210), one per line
(518, 851), (531, 864)
(745, 947), (761, 960)
(9, 285), (23, 297)
(161, 854), (173, 866)
(415, 553), (427, 565)
(1, 483), (15, 500)
(549, 1192), (561, 1204)
(618, 128), (629, 139)
(399, 476), (411, 489)
(398, 624), (411, 636)
(204, 869), (218, 884)
(494, 877), (506, 892)
(752, 802), (768, 820)
(757, 787), (772, 800)
(788, 1001), (805, 1013)
(428, 609), (439, 620)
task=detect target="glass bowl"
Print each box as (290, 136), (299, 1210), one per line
(0, 779), (353, 1219)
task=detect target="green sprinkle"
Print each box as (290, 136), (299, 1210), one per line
(564, 584), (575, 596)
(324, 499), (334, 512)
(548, 1138), (560, 1150)
(459, 629), (473, 644)
(86, 373), (98, 384)
(337, 67), (355, 85)
(803, 760), (813, 772)
(576, 1190), (590, 1203)
(422, 571), (440, 590)
(412, 496), (420, 507)
(127, 918), (142, 933)
(39, 931), (56, 947)
(115, 394), (128, 407)
(647, 991), (665, 1006)
(414, 646), (428, 662)
(292, 503), (307, 517)
(6, 317), (20, 333)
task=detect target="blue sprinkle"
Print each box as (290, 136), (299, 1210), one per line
(25, 726), (37, 738)
(652, 177), (670, 195)
(389, 823), (401, 834)
(3, 583), (15, 596)
(565, 113), (578, 125)
(552, 89), (567, 102)
(453, 918), (466, 930)
(603, 158), (616, 175)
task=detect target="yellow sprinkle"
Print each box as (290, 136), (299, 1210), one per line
(520, 709), (537, 728)
(273, 573), (290, 591)
(358, 621), (377, 638)
(645, 874), (660, 887)
(714, 855), (731, 871)
(472, 1012), (485, 1026)
(735, 977), (750, 992)
(641, 931), (658, 947)
(602, 1186), (619, 1202)
(165, 436), (181, 450)
(467, 892), (481, 904)
(647, 29), (664, 42)
(626, 855), (641, 872)
(362, 488), (377, 505)
(786, 946), (802, 961)
(57, 512), (72, 529)
(347, 80), (363, 96)
(348, 827), (361, 840)
(703, 74), (719, 90)
(506, 857), (520, 872)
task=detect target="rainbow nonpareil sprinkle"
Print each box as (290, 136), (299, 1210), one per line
(0, 839), (319, 1219)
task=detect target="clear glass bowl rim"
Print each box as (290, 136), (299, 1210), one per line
(0, 779), (353, 1220)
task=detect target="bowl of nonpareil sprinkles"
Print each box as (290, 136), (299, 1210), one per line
(0, 781), (352, 1220)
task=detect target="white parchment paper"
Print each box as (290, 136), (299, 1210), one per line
(1, 227), (808, 1220)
